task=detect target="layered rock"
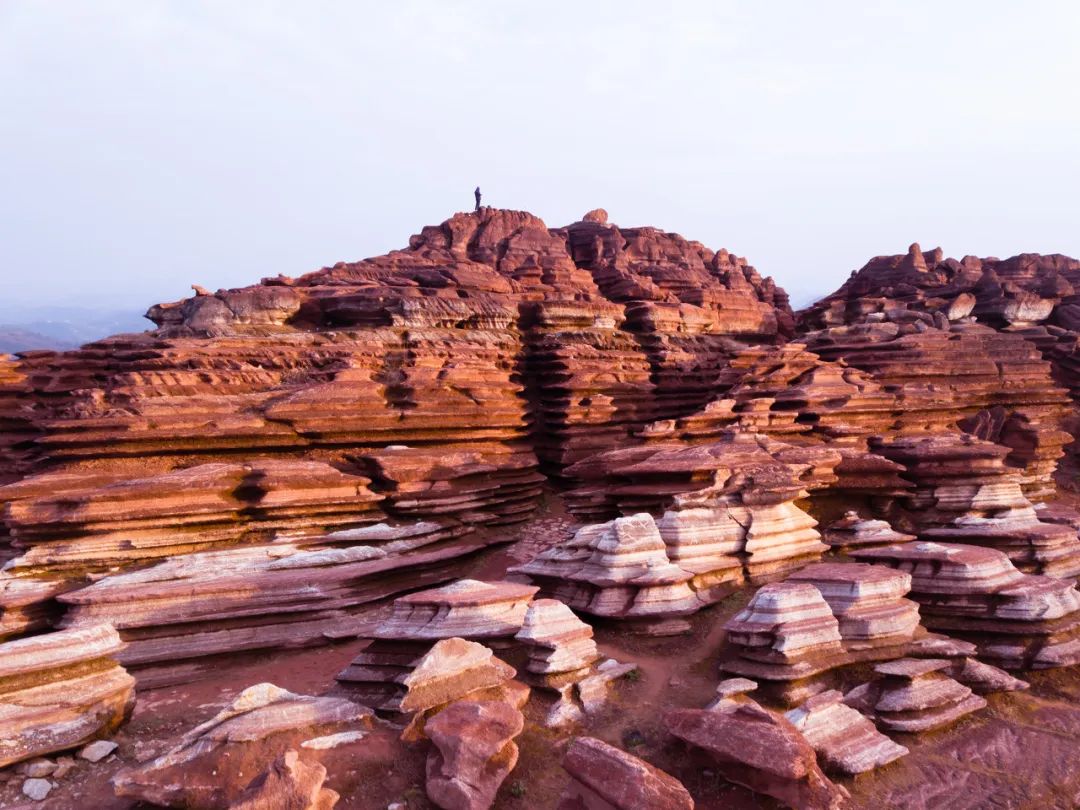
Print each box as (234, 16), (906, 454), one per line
(872, 434), (1080, 577)
(560, 431), (837, 585)
(557, 736), (693, 810)
(514, 598), (599, 685)
(784, 689), (908, 775)
(510, 512), (741, 634)
(113, 683), (373, 809)
(721, 581), (845, 701)
(667, 703), (848, 810)
(843, 658), (987, 733)
(799, 278), (1072, 498)
(787, 563), (920, 653)
(336, 580), (537, 710)
(722, 565), (922, 703)
(0, 459), (387, 641)
(0, 623), (134, 767)
(822, 511), (915, 550)
(56, 522), (497, 687)
(851, 541), (1080, 669)
(387, 638), (528, 810)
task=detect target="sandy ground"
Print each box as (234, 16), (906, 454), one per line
(2, 494), (1079, 809)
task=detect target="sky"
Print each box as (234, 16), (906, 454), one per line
(2, 1), (1079, 317)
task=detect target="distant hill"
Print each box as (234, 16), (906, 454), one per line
(0, 305), (150, 354)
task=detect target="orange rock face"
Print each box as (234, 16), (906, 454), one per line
(0, 208), (792, 680)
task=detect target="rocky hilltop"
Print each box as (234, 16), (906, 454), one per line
(2, 212), (1080, 809)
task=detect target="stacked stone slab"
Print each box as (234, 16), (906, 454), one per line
(787, 563), (921, 653)
(336, 579), (537, 710)
(823, 511), (915, 550)
(722, 565), (923, 703)
(843, 658), (987, 733)
(872, 434), (1080, 578)
(392, 638), (528, 810)
(784, 689), (908, 775)
(56, 522), (500, 688)
(514, 598), (600, 684)
(0, 460), (387, 641)
(0, 623), (135, 767)
(513, 598), (638, 725)
(509, 512), (742, 635)
(561, 431), (837, 584)
(851, 541), (1080, 669)
(721, 582), (846, 699)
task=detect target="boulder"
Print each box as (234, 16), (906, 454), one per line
(557, 736), (693, 810)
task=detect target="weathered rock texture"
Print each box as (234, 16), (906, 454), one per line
(843, 658), (988, 733)
(850, 541), (1080, 670)
(667, 704), (848, 810)
(799, 245), (1080, 488)
(510, 511), (743, 634)
(871, 434), (1080, 577)
(336, 580), (537, 710)
(113, 683), (372, 809)
(557, 736), (693, 810)
(721, 564), (922, 703)
(0, 623), (134, 767)
(0, 208), (794, 682)
(56, 522), (500, 687)
(784, 689), (908, 775)
(229, 749), (339, 810)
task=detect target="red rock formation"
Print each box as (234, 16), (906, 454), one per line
(113, 683), (374, 809)
(843, 658), (987, 733)
(721, 565), (924, 704)
(666, 704), (848, 810)
(784, 689), (908, 775)
(871, 434), (1080, 577)
(229, 750), (339, 810)
(336, 580), (537, 710)
(557, 736), (693, 810)
(850, 541), (1080, 669)
(798, 247), (1080, 492)
(55, 523), (500, 687)
(424, 698), (524, 810)
(509, 512), (743, 635)
(822, 511), (915, 550)
(0, 623), (135, 768)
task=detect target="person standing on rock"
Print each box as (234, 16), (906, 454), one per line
(474, 186), (482, 211)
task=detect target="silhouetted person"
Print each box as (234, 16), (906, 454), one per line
(474, 186), (482, 211)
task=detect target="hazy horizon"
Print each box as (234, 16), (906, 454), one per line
(3, 1), (1079, 315)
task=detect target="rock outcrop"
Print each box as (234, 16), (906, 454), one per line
(667, 703), (848, 810)
(871, 434), (1080, 578)
(57, 524), (503, 687)
(851, 541), (1080, 669)
(823, 511), (915, 550)
(0, 623), (134, 768)
(336, 580), (537, 710)
(557, 736), (693, 810)
(510, 512), (742, 634)
(113, 683), (372, 809)
(721, 565), (921, 703)
(229, 750), (339, 810)
(843, 658), (987, 733)
(784, 689), (908, 775)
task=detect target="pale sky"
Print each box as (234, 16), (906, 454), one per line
(2, 1), (1079, 314)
